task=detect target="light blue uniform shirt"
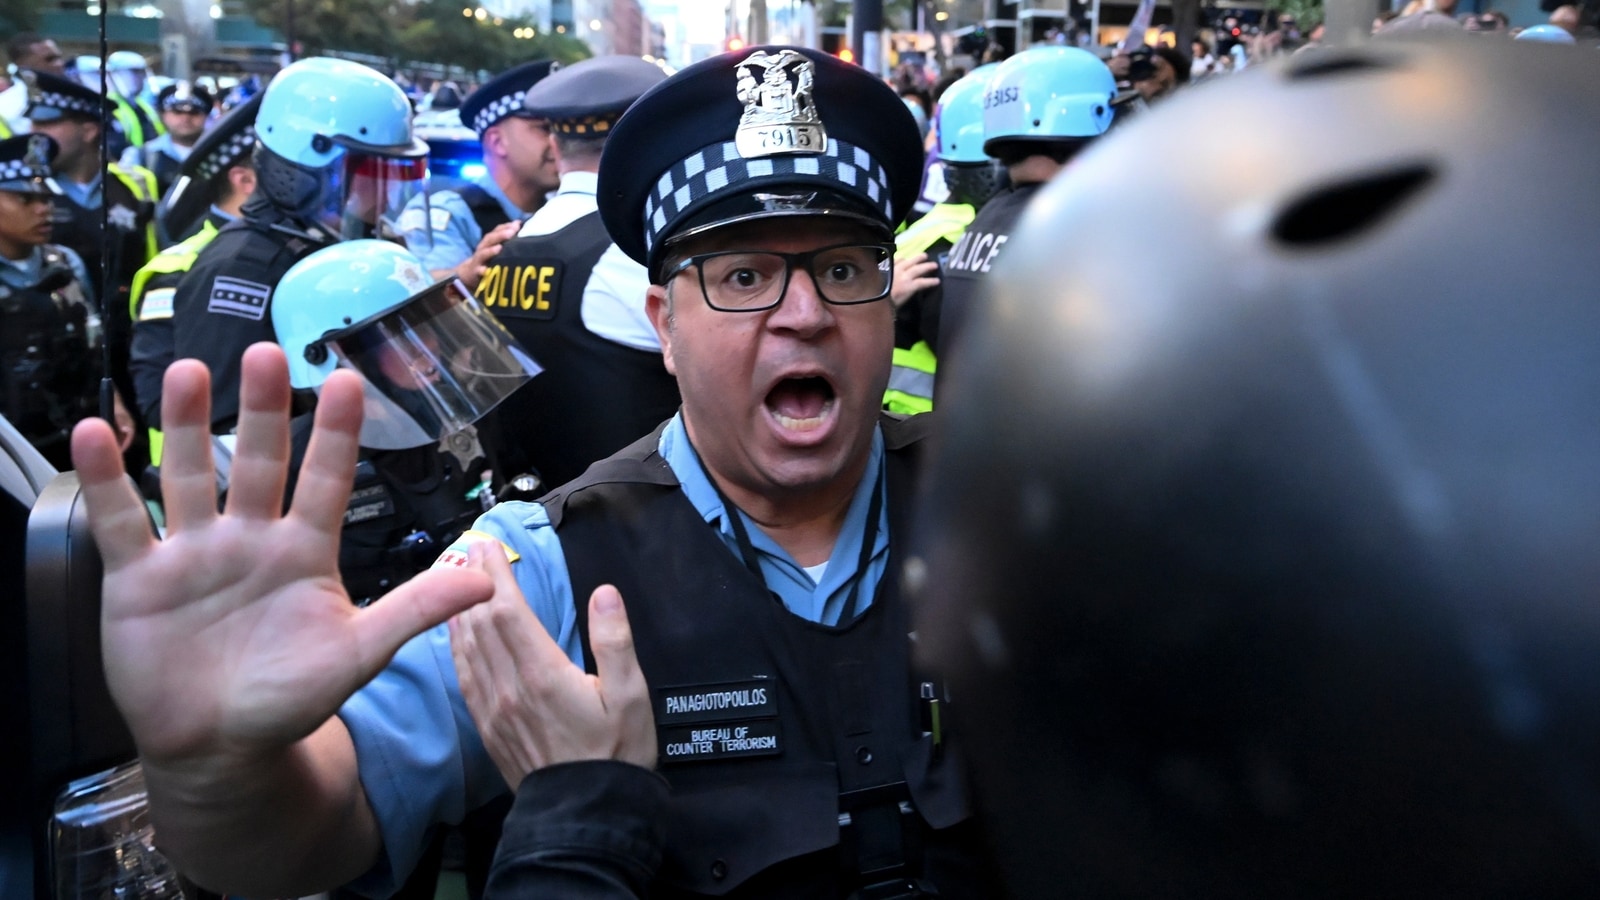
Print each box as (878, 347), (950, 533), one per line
(399, 173), (525, 274)
(338, 413), (891, 894)
(0, 244), (95, 305)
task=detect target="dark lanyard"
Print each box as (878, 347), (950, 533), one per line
(688, 438), (885, 624)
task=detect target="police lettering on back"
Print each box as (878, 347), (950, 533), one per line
(944, 228), (1007, 274)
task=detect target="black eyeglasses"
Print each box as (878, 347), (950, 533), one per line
(668, 242), (895, 313)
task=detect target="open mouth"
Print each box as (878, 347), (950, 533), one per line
(765, 375), (837, 432)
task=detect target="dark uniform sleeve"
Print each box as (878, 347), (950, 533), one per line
(128, 270), (182, 429)
(169, 231), (283, 428)
(485, 761), (670, 900)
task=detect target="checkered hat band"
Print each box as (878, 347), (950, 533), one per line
(34, 90), (98, 116)
(195, 126), (257, 181)
(472, 90), (528, 136)
(0, 160), (49, 181)
(641, 139), (894, 252)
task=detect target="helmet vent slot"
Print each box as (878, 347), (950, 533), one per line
(1271, 164), (1434, 247)
(1284, 52), (1396, 81)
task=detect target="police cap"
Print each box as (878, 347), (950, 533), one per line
(158, 81), (216, 114)
(598, 45), (925, 281)
(916, 38), (1600, 897)
(21, 68), (116, 123)
(0, 134), (62, 197)
(159, 91), (262, 239)
(460, 59), (560, 138)
(520, 55), (667, 136)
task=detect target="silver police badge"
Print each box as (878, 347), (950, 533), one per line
(24, 134), (51, 169)
(734, 50), (826, 159)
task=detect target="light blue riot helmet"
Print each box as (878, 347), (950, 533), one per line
(106, 50), (150, 98)
(272, 240), (541, 450)
(1516, 24), (1577, 42)
(935, 63), (1008, 207)
(981, 46), (1117, 160)
(253, 58), (430, 242)
(937, 63), (999, 165)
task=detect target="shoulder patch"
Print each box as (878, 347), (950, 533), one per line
(207, 276), (271, 320)
(138, 287), (175, 321)
(432, 528), (522, 569)
(397, 207), (427, 233)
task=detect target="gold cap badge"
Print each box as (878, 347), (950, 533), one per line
(734, 50), (826, 159)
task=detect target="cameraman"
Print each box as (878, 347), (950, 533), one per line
(1109, 43), (1191, 103)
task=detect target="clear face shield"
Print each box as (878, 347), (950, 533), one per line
(322, 279), (542, 450)
(319, 150), (431, 244)
(109, 68), (145, 99)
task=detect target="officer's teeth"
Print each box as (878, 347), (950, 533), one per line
(774, 398), (833, 431)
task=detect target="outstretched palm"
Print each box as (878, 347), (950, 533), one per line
(73, 344), (493, 768)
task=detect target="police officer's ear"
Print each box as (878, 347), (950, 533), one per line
(481, 121), (509, 162)
(644, 283), (679, 376)
(226, 164), (256, 201)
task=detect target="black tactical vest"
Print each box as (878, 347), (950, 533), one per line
(933, 182), (1040, 361)
(0, 248), (98, 469)
(474, 211), (681, 488)
(541, 417), (992, 898)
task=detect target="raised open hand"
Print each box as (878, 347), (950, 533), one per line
(451, 543), (657, 789)
(72, 343), (494, 768)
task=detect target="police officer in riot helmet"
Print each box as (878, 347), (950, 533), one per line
(270, 240), (538, 606)
(162, 57), (429, 432)
(69, 45), (989, 900)
(0, 134), (131, 469)
(478, 55), (679, 490)
(886, 62), (1005, 415)
(915, 37), (1600, 897)
(932, 46), (1116, 365)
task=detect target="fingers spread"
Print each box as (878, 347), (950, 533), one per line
(287, 369), (364, 534)
(72, 418), (155, 571)
(158, 359), (222, 532)
(223, 344), (294, 520)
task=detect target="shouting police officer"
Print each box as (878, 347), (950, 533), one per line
(477, 54), (679, 489)
(71, 44), (988, 900)
(401, 60), (559, 287)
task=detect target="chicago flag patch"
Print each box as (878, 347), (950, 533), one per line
(207, 276), (272, 320)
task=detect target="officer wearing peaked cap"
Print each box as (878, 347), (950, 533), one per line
(127, 92), (261, 464)
(123, 81), (216, 198)
(23, 67), (158, 458)
(476, 54), (680, 490)
(400, 59), (560, 287)
(0, 134), (116, 469)
(69, 44), (993, 900)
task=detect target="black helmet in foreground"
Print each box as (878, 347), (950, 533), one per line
(912, 37), (1600, 898)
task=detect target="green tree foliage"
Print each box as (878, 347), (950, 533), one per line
(1265, 0), (1325, 29)
(241, 0), (590, 76)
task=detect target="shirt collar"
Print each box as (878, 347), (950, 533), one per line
(658, 412), (885, 539)
(555, 170), (598, 197)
